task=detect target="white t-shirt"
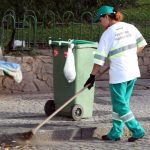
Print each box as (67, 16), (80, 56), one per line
(94, 22), (147, 84)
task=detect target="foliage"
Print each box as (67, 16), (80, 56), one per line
(0, 0), (140, 21)
(97, 0), (139, 8)
(0, 0), (150, 55)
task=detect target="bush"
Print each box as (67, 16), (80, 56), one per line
(97, 0), (139, 8)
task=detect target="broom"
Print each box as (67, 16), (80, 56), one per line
(21, 67), (109, 140)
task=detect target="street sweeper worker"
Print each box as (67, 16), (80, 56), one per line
(84, 5), (147, 142)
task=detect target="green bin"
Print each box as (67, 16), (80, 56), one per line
(45, 39), (98, 120)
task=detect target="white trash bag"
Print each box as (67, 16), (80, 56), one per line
(63, 44), (76, 83)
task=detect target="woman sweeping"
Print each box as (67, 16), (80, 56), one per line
(84, 5), (147, 142)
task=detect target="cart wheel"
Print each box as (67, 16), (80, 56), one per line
(71, 104), (84, 121)
(44, 100), (55, 116)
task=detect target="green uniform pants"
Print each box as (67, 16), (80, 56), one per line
(107, 79), (145, 140)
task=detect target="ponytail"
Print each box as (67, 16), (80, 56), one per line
(108, 10), (123, 21)
(115, 11), (123, 21)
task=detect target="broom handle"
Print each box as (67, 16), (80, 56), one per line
(32, 66), (109, 134)
(32, 84), (89, 134)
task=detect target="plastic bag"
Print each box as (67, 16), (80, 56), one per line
(13, 40), (25, 49)
(63, 44), (76, 83)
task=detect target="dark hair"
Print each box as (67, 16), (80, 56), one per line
(100, 14), (107, 18)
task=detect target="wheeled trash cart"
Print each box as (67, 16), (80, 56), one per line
(44, 39), (98, 121)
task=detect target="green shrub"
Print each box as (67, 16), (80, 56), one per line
(97, 0), (139, 8)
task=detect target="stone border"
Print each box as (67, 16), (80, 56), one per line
(0, 46), (149, 94)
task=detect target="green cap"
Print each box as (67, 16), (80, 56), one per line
(95, 6), (114, 23)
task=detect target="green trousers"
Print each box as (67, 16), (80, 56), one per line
(107, 79), (145, 140)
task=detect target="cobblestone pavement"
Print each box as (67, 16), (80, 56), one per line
(2, 137), (150, 150)
(0, 79), (149, 149)
(30, 137), (150, 150)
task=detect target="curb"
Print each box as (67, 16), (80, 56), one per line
(0, 122), (150, 146)
(14, 122), (150, 143)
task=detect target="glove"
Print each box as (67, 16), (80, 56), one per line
(84, 74), (95, 90)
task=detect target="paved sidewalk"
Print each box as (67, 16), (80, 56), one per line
(0, 79), (149, 149)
